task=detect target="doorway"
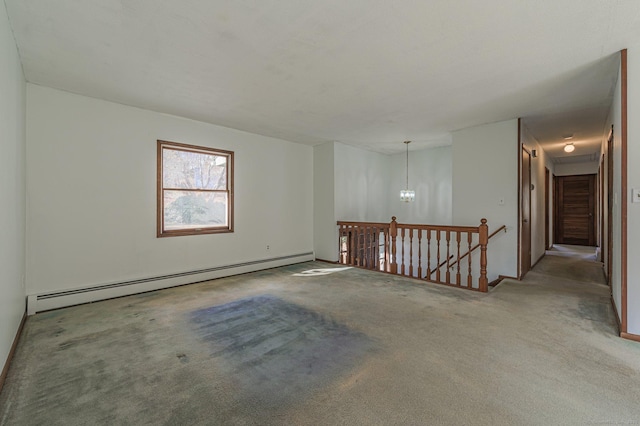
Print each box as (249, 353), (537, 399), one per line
(554, 175), (597, 246)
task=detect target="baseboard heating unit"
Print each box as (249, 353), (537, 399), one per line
(27, 252), (314, 315)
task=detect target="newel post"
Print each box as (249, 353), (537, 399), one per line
(478, 218), (489, 292)
(390, 216), (398, 274)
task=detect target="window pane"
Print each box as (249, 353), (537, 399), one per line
(163, 148), (227, 190)
(163, 191), (228, 230)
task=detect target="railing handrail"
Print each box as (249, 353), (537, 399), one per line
(337, 220), (390, 228)
(395, 223), (480, 233)
(448, 225), (507, 268)
(338, 220), (480, 233)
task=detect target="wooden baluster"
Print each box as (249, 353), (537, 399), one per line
(372, 226), (376, 269)
(376, 228), (384, 271)
(384, 228), (389, 272)
(401, 227), (406, 275)
(338, 225), (343, 264)
(349, 226), (355, 266)
(426, 229), (432, 279)
(374, 227), (379, 270)
(356, 227), (361, 267)
(417, 229), (423, 279)
(378, 228), (381, 270)
(456, 231), (462, 286)
(467, 231), (473, 288)
(364, 226), (370, 269)
(390, 217), (398, 274)
(445, 230), (451, 284)
(361, 227), (366, 267)
(360, 226), (365, 268)
(479, 219), (489, 292)
(371, 226), (380, 271)
(351, 227), (356, 266)
(436, 230), (441, 282)
(359, 227), (364, 267)
(370, 226), (375, 270)
(409, 228), (414, 277)
(372, 227), (376, 270)
(342, 225), (347, 264)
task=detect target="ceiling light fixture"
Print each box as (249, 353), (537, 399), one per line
(400, 141), (415, 202)
(564, 143), (575, 153)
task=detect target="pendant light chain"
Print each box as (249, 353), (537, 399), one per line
(400, 141), (415, 202)
(405, 141), (409, 190)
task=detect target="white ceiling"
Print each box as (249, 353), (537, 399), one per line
(5, 1), (640, 155)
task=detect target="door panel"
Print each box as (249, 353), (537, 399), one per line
(554, 175), (596, 246)
(545, 168), (550, 249)
(520, 147), (531, 277)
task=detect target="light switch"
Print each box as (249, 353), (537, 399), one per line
(633, 188), (640, 203)
(498, 198), (505, 206)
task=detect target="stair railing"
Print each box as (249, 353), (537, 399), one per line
(338, 217), (504, 292)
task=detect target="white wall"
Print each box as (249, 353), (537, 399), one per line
(604, 61), (622, 323)
(521, 125), (554, 266)
(334, 142), (390, 223)
(0, 3), (26, 373)
(554, 161), (599, 176)
(26, 85), (313, 303)
(313, 142), (336, 261)
(332, 142), (453, 226)
(389, 146), (452, 225)
(319, 142), (452, 264)
(625, 46), (640, 335)
(452, 119), (519, 280)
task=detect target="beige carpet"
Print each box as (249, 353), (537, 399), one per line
(1, 250), (639, 425)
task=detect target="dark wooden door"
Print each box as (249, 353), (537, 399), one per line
(554, 175), (596, 246)
(545, 168), (550, 249)
(520, 147), (531, 277)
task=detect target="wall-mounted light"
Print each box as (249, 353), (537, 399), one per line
(564, 143), (575, 153)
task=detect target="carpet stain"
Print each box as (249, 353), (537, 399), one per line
(58, 328), (120, 350)
(189, 295), (376, 407)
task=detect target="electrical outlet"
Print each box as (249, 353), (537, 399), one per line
(633, 188), (640, 203)
(266, 245), (270, 250)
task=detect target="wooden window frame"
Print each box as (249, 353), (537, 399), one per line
(157, 140), (234, 237)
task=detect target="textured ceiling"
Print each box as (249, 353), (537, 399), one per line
(5, 1), (640, 155)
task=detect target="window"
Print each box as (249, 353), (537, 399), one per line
(157, 140), (233, 237)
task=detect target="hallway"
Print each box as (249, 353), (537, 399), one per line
(498, 244), (615, 338)
(524, 244), (606, 290)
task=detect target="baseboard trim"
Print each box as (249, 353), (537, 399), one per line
(488, 276), (505, 287)
(489, 275), (518, 288)
(27, 252), (314, 314)
(532, 253), (545, 269)
(611, 295), (621, 334)
(315, 258), (338, 264)
(0, 311), (27, 395)
(620, 332), (640, 343)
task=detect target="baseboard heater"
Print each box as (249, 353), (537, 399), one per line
(27, 252), (314, 315)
